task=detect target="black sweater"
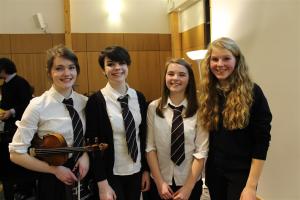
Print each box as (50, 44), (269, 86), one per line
(0, 75), (32, 136)
(85, 90), (148, 182)
(207, 84), (272, 170)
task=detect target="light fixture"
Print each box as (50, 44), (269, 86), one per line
(186, 49), (207, 80)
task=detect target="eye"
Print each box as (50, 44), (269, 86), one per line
(179, 72), (187, 77)
(54, 66), (64, 71)
(210, 57), (218, 62)
(167, 71), (174, 76)
(69, 64), (76, 70)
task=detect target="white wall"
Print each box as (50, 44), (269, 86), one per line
(211, 0), (300, 199)
(179, 1), (205, 32)
(0, 0), (169, 34)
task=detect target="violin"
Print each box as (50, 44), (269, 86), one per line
(29, 132), (108, 166)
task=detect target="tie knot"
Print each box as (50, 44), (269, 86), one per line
(168, 103), (184, 113)
(118, 94), (129, 108)
(63, 98), (74, 107)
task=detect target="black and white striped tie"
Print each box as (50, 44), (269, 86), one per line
(63, 98), (84, 162)
(118, 94), (138, 162)
(169, 104), (185, 166)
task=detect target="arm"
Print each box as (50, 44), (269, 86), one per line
(147, 151), (173, 199)
(240, 159), (264, 200)
(85, 93), (115, 200)
(137, 91), (150, 191)
(145, 101), (173, 199)
(10, 152), (77, 185)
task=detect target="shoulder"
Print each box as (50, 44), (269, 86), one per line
(252, 83), (267, 101)
(148, 99), (160, 110)
(26, 90), (49, 111)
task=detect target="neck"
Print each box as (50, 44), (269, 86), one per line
(109, 82), (127, 94)
(169, 92), (185, 106)
(53, 85), (72, 98)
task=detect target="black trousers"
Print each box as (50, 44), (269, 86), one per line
(205, 163), (250, 200)
(149, 177), (203, 200)
(107, 171), (142, 200)
(0, 131), (36, 200)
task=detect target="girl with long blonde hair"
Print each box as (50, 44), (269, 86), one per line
(199, 37), (272, 200)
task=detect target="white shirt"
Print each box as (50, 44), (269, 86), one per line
(146, 98), (209, 185)
(101, 83), (141, 175)
(9, 86), (87, 153)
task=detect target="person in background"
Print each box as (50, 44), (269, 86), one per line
(198, 37), (272, 200)
(9, 45), (89, 200)
(146, 58), (208, 200)
(85, 46), (150, 200)
(0, 57), (33, 200)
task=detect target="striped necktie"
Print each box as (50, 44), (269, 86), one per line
(63, 98), (84, 162)
(117, 94), (138, 162)
(169, 104), (185, 166)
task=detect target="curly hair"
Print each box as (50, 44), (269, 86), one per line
(198, 37), (254, 131)
(156, 58), (198, 118)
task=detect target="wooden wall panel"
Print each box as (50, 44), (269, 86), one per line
(124, 34), (160, 51)
(72, 34), (87, 52)
(10, 34), (53, 53)
(159, 51), (172, 93)
(1, 33), (172, 101)
(86, 52), (107, 94)
(11, 53), (49, 96)
(52, 34), (65, 47)
(86, 33), (124, 52)
(74, 52), (89, 95)
(181, 24), (205, 51)
(128, 51), (161, 101)
(159, 34), (171, 51)
(0, 35), (11, 54)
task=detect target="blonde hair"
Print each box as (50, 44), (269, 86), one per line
(198, 37), (254, 131)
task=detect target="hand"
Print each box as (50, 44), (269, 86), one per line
(173, 185), (193, 200)
(157, 181), (173, 200)
(73, 152), (89, 180)
(53, 165), (78, 185)
(98, 180), (117, 200)
(0, 110), (12, 120)
(141, 171), (150, 192)
(240, 186), (257, 200)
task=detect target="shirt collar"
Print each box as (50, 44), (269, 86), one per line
(164, 97), (188, 109)
(103, 82), (135, 101)
(5, 73), (17, 83)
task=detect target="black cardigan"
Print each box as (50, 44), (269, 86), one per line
(0, 75), (32, 136)
(207, 83), (272, 170)
(85, 90), (148, 182)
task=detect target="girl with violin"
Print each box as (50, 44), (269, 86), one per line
(9, 44), (89, 199)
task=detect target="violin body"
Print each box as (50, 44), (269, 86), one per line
(29, 132), (108, 166)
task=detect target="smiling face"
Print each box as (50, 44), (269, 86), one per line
(165, 63), (189, 96)
(104, 57), (128, 87)
(50, 56), (77, 96)
(210, 47), (236, 86)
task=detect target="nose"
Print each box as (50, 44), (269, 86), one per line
(63, 67), (71, 75)
(217, 59), (224, 66)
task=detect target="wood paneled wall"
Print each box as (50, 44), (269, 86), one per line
(0, 33), (171, 101)
(181, 23), (206, 88)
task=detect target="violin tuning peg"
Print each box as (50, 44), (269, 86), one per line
(94, 137), (99, 144)
(86, 138), (90, 145)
